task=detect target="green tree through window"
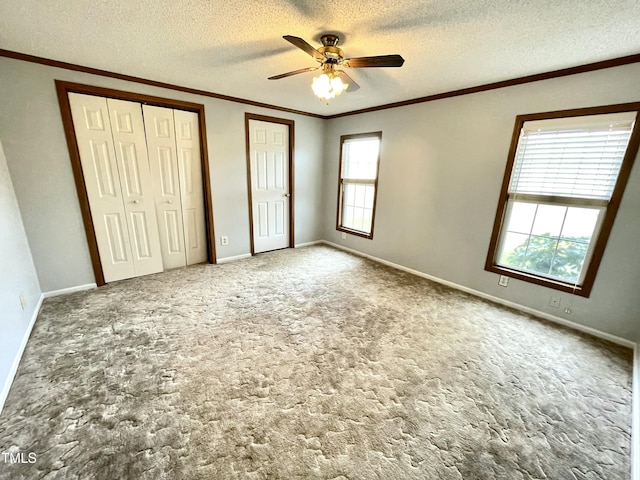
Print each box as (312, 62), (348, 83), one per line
(504, 235), (590, 284)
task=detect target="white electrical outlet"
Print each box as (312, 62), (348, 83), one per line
(498, 275), (509, 287)
(549, 295), (561, 308)
(341, 232), (347, 239)
(220, 236), (229, 246)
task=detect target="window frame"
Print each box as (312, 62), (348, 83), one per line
(336, 131), (383, 239)
(485, 103), (640, 297)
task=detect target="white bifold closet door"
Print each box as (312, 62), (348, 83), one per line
(69, 93), (163, 282)
(69, 94), (208, 283)
(143, 105), (207, 268)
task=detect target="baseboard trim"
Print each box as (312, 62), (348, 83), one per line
(42, 283), (96, 298)
(217, 253), (252, 264)
(633, 344), (640, 480)
(322, 241), (634, 349)
(295, 240), (324, 248)
(217, 243), (324, 262)
(0, 293), (44, 415)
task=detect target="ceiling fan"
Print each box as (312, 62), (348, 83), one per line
(269, 34), (405, 102)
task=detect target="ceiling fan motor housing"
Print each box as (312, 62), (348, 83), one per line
(318, 46), (343, 63)
(319, 35), (344, 64)
(320, 34), (340, 47)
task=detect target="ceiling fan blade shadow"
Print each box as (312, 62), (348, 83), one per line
(335, 71), (360, 92)
(374, 16), (433, 31)
(231, 47), (292, 64)
(368, 3), (492, 32)
(281, 0), (322, 18)
(347, 55), (405, 68)
(186, 44), (291, 67)
(353, 67), (404, 90)
(283, 35), (324, 61)
(268, 66), (320, 80)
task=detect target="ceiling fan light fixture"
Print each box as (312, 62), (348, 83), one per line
(311, 73), (348, 103)
(272, 34), (402, 103)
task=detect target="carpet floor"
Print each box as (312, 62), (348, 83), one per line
(0, 245), (633, 479)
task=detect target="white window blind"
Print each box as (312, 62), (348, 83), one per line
(510, 112), (636, 200)
(342, 137), (380, 180)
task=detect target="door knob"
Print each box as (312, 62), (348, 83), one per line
(284, 193), (291, 197)
(167, 200), (173, 204)
(133, 200), (140, 204)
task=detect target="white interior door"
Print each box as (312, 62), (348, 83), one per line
(248, 119), (290, 253)
(174, 110), (207, 265)
(69, 93), (136, 282)
(106, 98), (164, 277)
(143, 105), (187, 269)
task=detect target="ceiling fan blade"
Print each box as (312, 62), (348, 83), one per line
(283, 35), (325, 61)
(346, 54), (405, 68)
(268, 66), (319, 80)
(335, 71), (360, 92)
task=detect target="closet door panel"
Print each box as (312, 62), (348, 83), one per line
(107, 98), (164, 276)
(143, 105), (187, 269)
(69, 93), (135, 282)
(174, 110), (207, 265)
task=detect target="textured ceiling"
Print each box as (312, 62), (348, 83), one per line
(1, 0), (639, 115)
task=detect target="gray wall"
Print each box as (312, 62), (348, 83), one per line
(1, 55), (639, 341)
(0, 138), (41, 404)
(322, 63), (640, 341)
(0, 57), (325, 292)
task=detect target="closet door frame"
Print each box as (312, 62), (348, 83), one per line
(56, 80), (216, 286)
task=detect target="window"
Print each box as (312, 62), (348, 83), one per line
(336, 132), (382, 238)
(486, 104), (640, 296)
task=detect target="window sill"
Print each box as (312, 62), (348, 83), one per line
(485, 264), (591, 297)
(337, 226), (374, 240)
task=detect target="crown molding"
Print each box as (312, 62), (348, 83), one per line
(2, 49), (639, 120)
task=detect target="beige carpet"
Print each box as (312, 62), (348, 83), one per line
(0, 245), (633, 479)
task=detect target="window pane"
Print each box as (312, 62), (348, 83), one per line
(344, 183), (355, 206)
(561, 207), (600, 241)
(500, 233), (558, 275)
(363, 209), (373, 232)
(342, 205), (374, 235)
(364, 185), (375, 209)
(343, 206), (354, 228)
(522, 236), (558, 275)
(342, 181), (376, 234)
(505, 201), (536, 234)
(498, 202), (599, 283)
(499, 232), (530, 268)
(354, 184), (366, 208)
(352, 207), (365, 231)
(550, 240), (588, 284)
(344, 182), (375, 208)
(531, 204), (566, 237)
